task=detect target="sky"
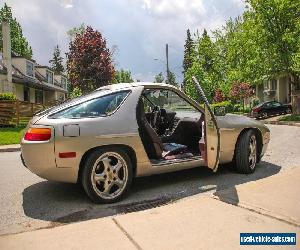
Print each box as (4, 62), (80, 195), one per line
(1, 0), (245, 82)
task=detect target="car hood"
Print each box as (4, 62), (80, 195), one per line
(216, 113), (268, 130)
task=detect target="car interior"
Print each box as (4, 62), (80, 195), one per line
(136, 89), (204, 162)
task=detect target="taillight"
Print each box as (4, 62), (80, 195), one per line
(252, 107), (261, 112)
(24, 128), (51, 141)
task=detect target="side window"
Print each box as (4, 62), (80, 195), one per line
(265, 103), (272, 108)
(26, 61), (34, 77)
(143, 89), (200, 118)
(271, 102), (281, 107)
(50, 91), (130, 119)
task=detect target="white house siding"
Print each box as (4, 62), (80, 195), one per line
(278, 76), (288, 103)
(256, 76), (291, 104)
(256, 84), (264, 103)
(0, 74), (6, 92)
(15, 83), (24, 101)
(29, 87), (35, 103)
(44, 90), (56, 104)
(56, 91), (65, 101)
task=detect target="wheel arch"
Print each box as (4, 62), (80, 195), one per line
(77, 144), (137, 183)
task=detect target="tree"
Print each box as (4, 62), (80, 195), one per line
(69, 86), (82, 99)
(166, 71), (178, 87)
(249, 0), (300, 85)
(182, 29), (195, 90)
(183, 0), (300, 107)
(184, 30), (220, 102)
(214, 89), (225, 102)
(113, 69), (133, 83)
(49, 45), (64, 74)
(230, 82), (254, 109)
(66, 26), (115, 94)
(154, 72), (164, 83)
(67, 23), (86, 41)
(0, 3), (32, 58)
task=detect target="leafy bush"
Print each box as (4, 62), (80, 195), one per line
(232, 103), (251, 113)
(233, 104), (243, 112)
(243, 107), (251, 113)
(279, 115), (300, 122)
(211, 101), (233, 113)
(251, 97), (260, 107)
(0, 93), (17, 100)
(69, 87), (82, 99)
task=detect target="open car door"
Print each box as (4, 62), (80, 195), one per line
(192, 76), (220, 172)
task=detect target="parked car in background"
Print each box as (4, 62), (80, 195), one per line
(251, 101), (292, 119)
(21, 77), (270, 204)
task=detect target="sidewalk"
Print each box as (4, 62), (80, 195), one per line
(0, 169), (299, 250)
(262, 114), (300, 127)
(0, 144), (20, 152)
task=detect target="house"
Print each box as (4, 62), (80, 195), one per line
(255, 75), (300, 113)
(0, 21), (68, 105)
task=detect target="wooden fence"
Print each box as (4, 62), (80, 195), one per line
(0, 100), (51, 126)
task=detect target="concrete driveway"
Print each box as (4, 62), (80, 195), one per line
(0, 125), (299, 236)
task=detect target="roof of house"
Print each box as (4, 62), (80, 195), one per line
(35, 65), (54, 71)
(0, 59), (67, 93)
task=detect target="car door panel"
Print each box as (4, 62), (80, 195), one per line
(192, 76), (220, 171)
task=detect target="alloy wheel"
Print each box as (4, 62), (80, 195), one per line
(262, 112), (268, 119)
(91, 152), (128, 200)
(248, 135), (257, 170)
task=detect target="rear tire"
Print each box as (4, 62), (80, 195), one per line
(234, 130), (257, 174)
(261, 112), (268, 119)
(81, 147), (133, 204)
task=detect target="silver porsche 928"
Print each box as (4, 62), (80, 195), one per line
(21, 77), (270, 203)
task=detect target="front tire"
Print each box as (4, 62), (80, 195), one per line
(234, 130), (258, 174)
(81, 148), (133, 204)
(286, 108), (292, 114)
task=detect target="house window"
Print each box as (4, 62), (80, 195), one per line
(295, 82), (300, 91)
(35, 89), (43, 104)
(24, 86), (30, 102)
(271, 79), (277, 90)
(26, 61), (34, 77)
(263, 81), (269, 89)
(46, 70), (53, 84)
(61, 77), (67, 89)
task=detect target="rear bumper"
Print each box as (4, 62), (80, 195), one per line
(251, 111), (259, 118)
(20, 153), (28, 168)
(21, 140), (78, 183)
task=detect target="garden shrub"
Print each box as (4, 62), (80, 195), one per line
(211, 101), (233, 113)
(0, 93), (17, 101)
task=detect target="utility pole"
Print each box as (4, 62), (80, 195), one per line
(166, 43), (169, 84)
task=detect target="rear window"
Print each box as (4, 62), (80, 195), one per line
(35, 89), (109, 117)
(49, 91), (130, 119)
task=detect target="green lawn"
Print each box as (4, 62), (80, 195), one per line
(0, 126), (26, 145)
(279, 114), (300, 122)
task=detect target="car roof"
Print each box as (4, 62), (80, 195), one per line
(257, 101), (277, 106)
(96, 82), (179, 91)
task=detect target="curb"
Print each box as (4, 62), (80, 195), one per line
(263, 121), (300, 127)
(0, 146), (21, 153)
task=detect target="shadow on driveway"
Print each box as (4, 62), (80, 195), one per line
(22, 161), (281, 224)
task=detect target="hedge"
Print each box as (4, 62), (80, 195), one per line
(0, 93), (17, 101)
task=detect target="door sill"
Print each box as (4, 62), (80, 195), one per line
(150, 155), (202, 167)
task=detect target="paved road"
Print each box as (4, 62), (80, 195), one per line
(0, 125), (299, 235)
